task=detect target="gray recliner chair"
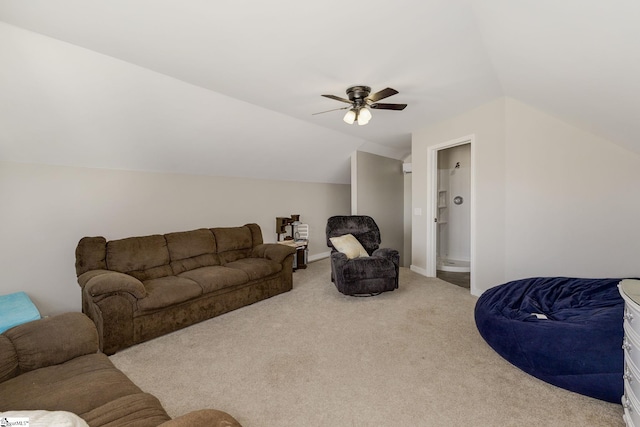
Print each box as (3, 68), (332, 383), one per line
(325, 215), (399, 296)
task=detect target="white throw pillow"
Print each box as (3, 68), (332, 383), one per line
(0, 410), (89, 427)
(330, 234), (369, 259)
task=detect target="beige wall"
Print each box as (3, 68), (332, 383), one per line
(412, 98), (506, 295)
(504, 98), (640, 279)
(0, 161), (350, 315)
(412, 97), (640, 295)
(352, 151), (405, 263)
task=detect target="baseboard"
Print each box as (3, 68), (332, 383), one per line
(410, 265), (428, 276)
(309, 251), (330, 262)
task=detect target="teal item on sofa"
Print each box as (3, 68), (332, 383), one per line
(0, 291), (41, 333)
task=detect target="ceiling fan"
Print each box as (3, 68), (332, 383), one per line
(314, 85), (407, 126)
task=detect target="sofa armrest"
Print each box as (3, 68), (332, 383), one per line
(159, 409), (242, 427)
(250, 243), (296, 264)
(330, 250), (348, 265)
(78, 271), (143, 355)
(3, 312), (98, 374)
(79, 270), (146, 299)
(329, 251), (349, 282)
(372, 248), (400, 289)
(372, 248), (400, 265)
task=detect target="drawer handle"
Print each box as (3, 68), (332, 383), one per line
(623, 338), (632, 352)
(625, 310), (635, 322)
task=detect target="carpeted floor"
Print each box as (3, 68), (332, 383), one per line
(111, 259), (624, 426)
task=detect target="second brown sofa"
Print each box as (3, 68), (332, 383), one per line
(75, 224), (295, 354)
(0, 312), (241, 426)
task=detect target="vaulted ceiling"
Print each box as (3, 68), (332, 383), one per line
(1, 1), (639, 184)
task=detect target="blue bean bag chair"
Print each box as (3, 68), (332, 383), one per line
(474, 277), (624, 403)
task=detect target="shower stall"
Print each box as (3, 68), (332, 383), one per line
(436, 144), (471, 273)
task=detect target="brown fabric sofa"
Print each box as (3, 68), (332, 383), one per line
(75, 224), (295, 355)
(0, 312), (241, 427)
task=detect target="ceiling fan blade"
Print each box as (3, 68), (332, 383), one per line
(367, 87), (398, 102)
(312, 106), (350, 115)
(321, 94), (352, 104)
(370, 103), (407, 111)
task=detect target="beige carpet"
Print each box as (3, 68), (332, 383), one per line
(111, 259), (624, 426)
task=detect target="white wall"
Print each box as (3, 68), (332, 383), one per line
(403, 155), (412, 268)
(0, 21), (363, 185)
(412, 97), (640, 296)
(504, 98), (640, 279)
(412, 99), (506, 295)
(352, 151), (405, 263)
(0, 161), (350, 315)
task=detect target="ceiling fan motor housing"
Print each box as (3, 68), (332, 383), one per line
(346, 86), (371, 107)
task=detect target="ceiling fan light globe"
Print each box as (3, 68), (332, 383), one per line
(343, 109), (357, 124)
(357, 107), (372, 125)
(357, 117), (370, 126)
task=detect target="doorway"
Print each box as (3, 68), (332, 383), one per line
(426, 135), (476, 293)
(435, 144), (471, 288)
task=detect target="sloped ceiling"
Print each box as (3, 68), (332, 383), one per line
(1, 1), (639, 184)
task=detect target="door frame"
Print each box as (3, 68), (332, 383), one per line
(426, 134), (476, 294)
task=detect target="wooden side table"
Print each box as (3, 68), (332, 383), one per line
(277, 239), (308, 271)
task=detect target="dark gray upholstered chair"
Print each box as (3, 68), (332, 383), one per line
(325, 215), (399, 296)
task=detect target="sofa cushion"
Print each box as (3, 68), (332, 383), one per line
(0, 353), (142, 414)
(166, 229), (220, 275)
(137, 276), (203, 312)
(107, 235), (172, 281)
(212, 226), (253, 263)
(245, 223), (264, 246)
(80, 393), (170, 427)
(341, 257), (397, 281)
(225, 258), (283, 281)
(75, 236), (107, 276)
(4, 313), (98, 374)
(179, 266), (250, 293)
(0, 335), (18, 383)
